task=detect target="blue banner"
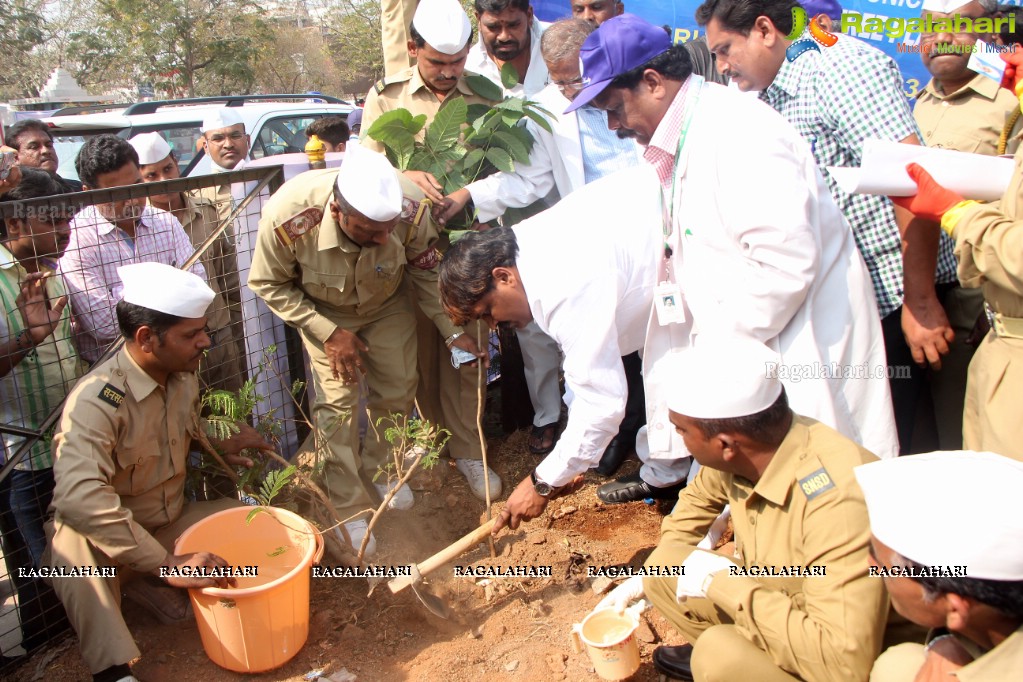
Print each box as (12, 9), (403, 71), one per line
(534, 0), (1022, 100)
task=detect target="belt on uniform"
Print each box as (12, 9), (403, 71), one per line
(985, 303), (1023, 340)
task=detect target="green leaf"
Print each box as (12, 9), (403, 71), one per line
(365, 109), (426, 169)
(524, 108), (553, 134)
(465, 104), (493, 124)
(494, 97), (524, 113)
(485, 147), (514, 173)
(245, 507), (268, 524)
(492, 131), (531, 164)
(426, 97), (467, 151)
(500, 62), (520, 90)
(464, 73), (504, 102)
(463, 148), (485, 173)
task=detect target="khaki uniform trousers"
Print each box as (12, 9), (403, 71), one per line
(381, 0), (417, 77)
(42, 497), (239, 673)
(413, 304), (485, 461)
(869, 643), (926, 682)
(643, 544), (800, 682)
(305, 294), (417, 518)
(963, 333), (1023, 460)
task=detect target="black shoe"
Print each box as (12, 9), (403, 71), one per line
(596, 472), (684, 504)
(594, 434), (634, 476)
(652, 644), (695, 681)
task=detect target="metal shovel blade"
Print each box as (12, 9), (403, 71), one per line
(408, 564), (451, 619)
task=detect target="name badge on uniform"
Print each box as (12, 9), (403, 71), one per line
(655, 281), (686, 326)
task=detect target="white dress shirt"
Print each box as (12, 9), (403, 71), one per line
(514, 166), (662, 487)
(465, 18), (549, 98)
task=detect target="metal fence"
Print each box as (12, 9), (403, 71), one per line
(0, 165), (316, 667)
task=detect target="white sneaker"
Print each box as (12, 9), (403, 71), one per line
(373, 481), (415, 510)
(454, 459), (503, 500)
(340, 519), (377, 558)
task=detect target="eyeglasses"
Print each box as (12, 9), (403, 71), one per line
(206, 132), (246, 144)
(553, 76), (585, 94)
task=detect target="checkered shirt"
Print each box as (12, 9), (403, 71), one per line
(759, 33), (958, 317)
(645, 78), (693, 187)
(61, 205), (206, 363)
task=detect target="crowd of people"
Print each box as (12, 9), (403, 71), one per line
(1, 0), (1022, 680)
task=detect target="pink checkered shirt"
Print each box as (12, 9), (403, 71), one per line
(643, 78), (693, 188)
(60, 205), (206, 363)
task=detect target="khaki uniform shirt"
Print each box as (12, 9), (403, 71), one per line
(956, 624), (1023, 681)
(955, 153), (1023, 320)
(360, 66), (499, 155)
(49, 347), (199, 573)
(247, 168), (459, 343)
(650, 416), (886, 682)
(915, 74), (1023, 156)
(192, 183), (233, 230)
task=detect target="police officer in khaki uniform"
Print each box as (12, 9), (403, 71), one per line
(911, 0), (1022, 452)
(43, 263), (268, 682)
(857, 451), (1023, 682)
(361, 0), (499, 162)
(130, 132), (245, 393)
(598, 339), (889, 682)
(248, 144), (490, 554)
(893, 152), (1023, 460)
(361, 0), (503, 502)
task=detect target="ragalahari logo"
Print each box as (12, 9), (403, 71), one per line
(786, 6), (839, 62)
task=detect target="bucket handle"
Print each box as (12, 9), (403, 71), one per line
(313, 530), (325, 565)
(570, 623), (584, 654)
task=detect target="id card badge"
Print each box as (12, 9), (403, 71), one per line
(968, 42), (1007, 84)
(655, 281), (686, 326)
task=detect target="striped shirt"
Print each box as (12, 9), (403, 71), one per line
(644, 78), (694, 187)
(60, 205), (205, 363)
(577, 105), (641, 184)
(0, 246), (82, 469)
(759, 32), (957, 317)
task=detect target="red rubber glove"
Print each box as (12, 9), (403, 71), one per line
(890, 163), (964, 223)
(1000, 50), (1023, 96)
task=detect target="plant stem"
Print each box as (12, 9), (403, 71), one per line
(194, 430), (241, 485)
(259, 448), (353, 550)
(477, 320), (497, 559)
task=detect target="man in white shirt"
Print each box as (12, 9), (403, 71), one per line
(466, 0), (549, 97)
(437, 17), (645, 474)
(438, 165), (679, 531)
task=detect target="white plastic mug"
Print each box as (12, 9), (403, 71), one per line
(570, 605), (642, 680)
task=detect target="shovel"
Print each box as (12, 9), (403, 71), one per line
(377, 519), (497, 618)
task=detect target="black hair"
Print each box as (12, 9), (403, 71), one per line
(75, 134), (140, 188)
(332, 183), (358, 217)
(904, 557), (1023, 621)
(116, 299), (183, 342)
(306, 116), (350, 147)
(996, 4), (1023, 46)
(688, 387), (792, 447)
(438, 226), (519, 326)
(695, 0), (797, 35)
(475, 0), (531, 15)
(2, 167), (67, 202)
(5, 119), (53, 150)
(608, 44), (694, 90)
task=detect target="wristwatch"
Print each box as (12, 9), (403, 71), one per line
(444, 332), (463, 348)
(530, 470), (556, 498)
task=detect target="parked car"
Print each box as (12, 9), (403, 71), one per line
(42, 94), (356, 179)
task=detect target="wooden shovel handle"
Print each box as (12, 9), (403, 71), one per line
(388, 519), (497, 593)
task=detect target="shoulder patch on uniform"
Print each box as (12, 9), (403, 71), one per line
(410, 246), (440, 270)
(98, 383), (125, 408)
(373, 78), (387, 94)
(400, 196), (431, 227)
(798, 467), (836, 502)
(274, 207), (323, 247)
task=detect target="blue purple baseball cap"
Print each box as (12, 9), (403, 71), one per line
(564, 14), (673, 114)
(800, 0), (842, 22)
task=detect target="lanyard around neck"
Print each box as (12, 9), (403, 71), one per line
(661, 76), (705, 267)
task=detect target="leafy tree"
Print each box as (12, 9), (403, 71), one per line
(67, 0), (271, 97)
(0, 0), (46, 98)
(321, 0), (384, 95)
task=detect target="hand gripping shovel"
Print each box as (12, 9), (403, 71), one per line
(376, 519), (497, 618)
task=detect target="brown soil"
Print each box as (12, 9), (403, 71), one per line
(4, 430), (689, 682)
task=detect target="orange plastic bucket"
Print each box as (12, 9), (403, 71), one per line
(174, 506), (325, 672)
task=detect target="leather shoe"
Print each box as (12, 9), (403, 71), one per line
(593, 434), (634, 476)
(596, 472), (684, 504)
(652, 644), (694, 681)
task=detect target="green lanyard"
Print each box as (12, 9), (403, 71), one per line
(660, 76), (705, 273)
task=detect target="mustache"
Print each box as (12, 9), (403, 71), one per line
(497, 321), (516, 333)
(616, 128), (638, 140)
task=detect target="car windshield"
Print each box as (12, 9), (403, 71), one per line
(52, 123), (203, 181)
